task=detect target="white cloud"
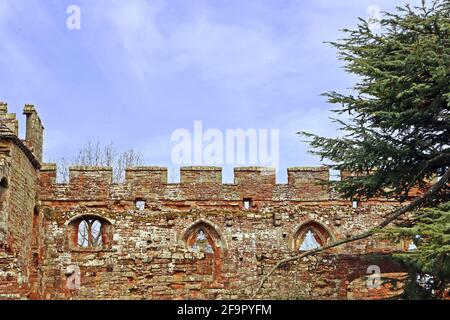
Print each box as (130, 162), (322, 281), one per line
(88, 0), (422, 95)
(93, 0), (413, 93)
(87, 0), (305, 90)
(0, 0), (59, 95)
(102, 0), (165, 81)
(167, 16), (283, 88)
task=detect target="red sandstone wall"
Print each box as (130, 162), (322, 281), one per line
(0, 103), (409, 300)
(36, 165), (405, 300)
(0, 140), (41, 299)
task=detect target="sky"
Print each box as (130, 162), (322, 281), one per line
(0, 0), (421, 182)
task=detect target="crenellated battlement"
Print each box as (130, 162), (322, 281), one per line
(180, 166), (222, 184)
(39, 164), (337, 202)
(125, 166), (168, 184)
(69, 166), (113, 184)
(40, 164), (334, 186)
(234, 167), (277, 185)
(288, 166), (330, 184)
(0, 102), (19, 135)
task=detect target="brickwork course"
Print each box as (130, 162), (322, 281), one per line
(0, 103), (410, 300)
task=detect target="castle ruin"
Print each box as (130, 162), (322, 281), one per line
(0, 103), (408, 300)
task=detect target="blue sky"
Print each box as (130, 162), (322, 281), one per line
(0, 0), (419, 182)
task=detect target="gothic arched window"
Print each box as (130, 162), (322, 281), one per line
(77, 219), (103, 248)
(300, 229), (322, 251)
(183, 221), (225, 279)
(69, 215), (111, 250)
(294, 221), (333, 252)
(191, 229), (214, 254)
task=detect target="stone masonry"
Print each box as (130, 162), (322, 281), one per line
(0, 103), (410, 300)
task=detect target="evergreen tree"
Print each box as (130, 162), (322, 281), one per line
(254, 1), (450, 298)
(386, 202), (450, 299)
(301, 0), (450, 203)
(296, 0), (450, 299)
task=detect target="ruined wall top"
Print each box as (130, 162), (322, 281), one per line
(23, 104), (44, 162)
(0, 102), (19, 135)
(41, 164), (330, 184)
(39, 164), (340, 202)
(0, 102), (43, 168)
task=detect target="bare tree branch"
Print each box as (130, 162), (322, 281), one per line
(51, 142), (143, 183)
(92, 221), (103, 247)
(78, 220), (89, 247)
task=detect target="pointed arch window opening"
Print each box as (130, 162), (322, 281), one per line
(191, 229), (215, 254)
(184, 222), (225, 284)
(299, 229), (322, 251)
(294, 222), (333, 252)
(69, 215), (112, 250)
